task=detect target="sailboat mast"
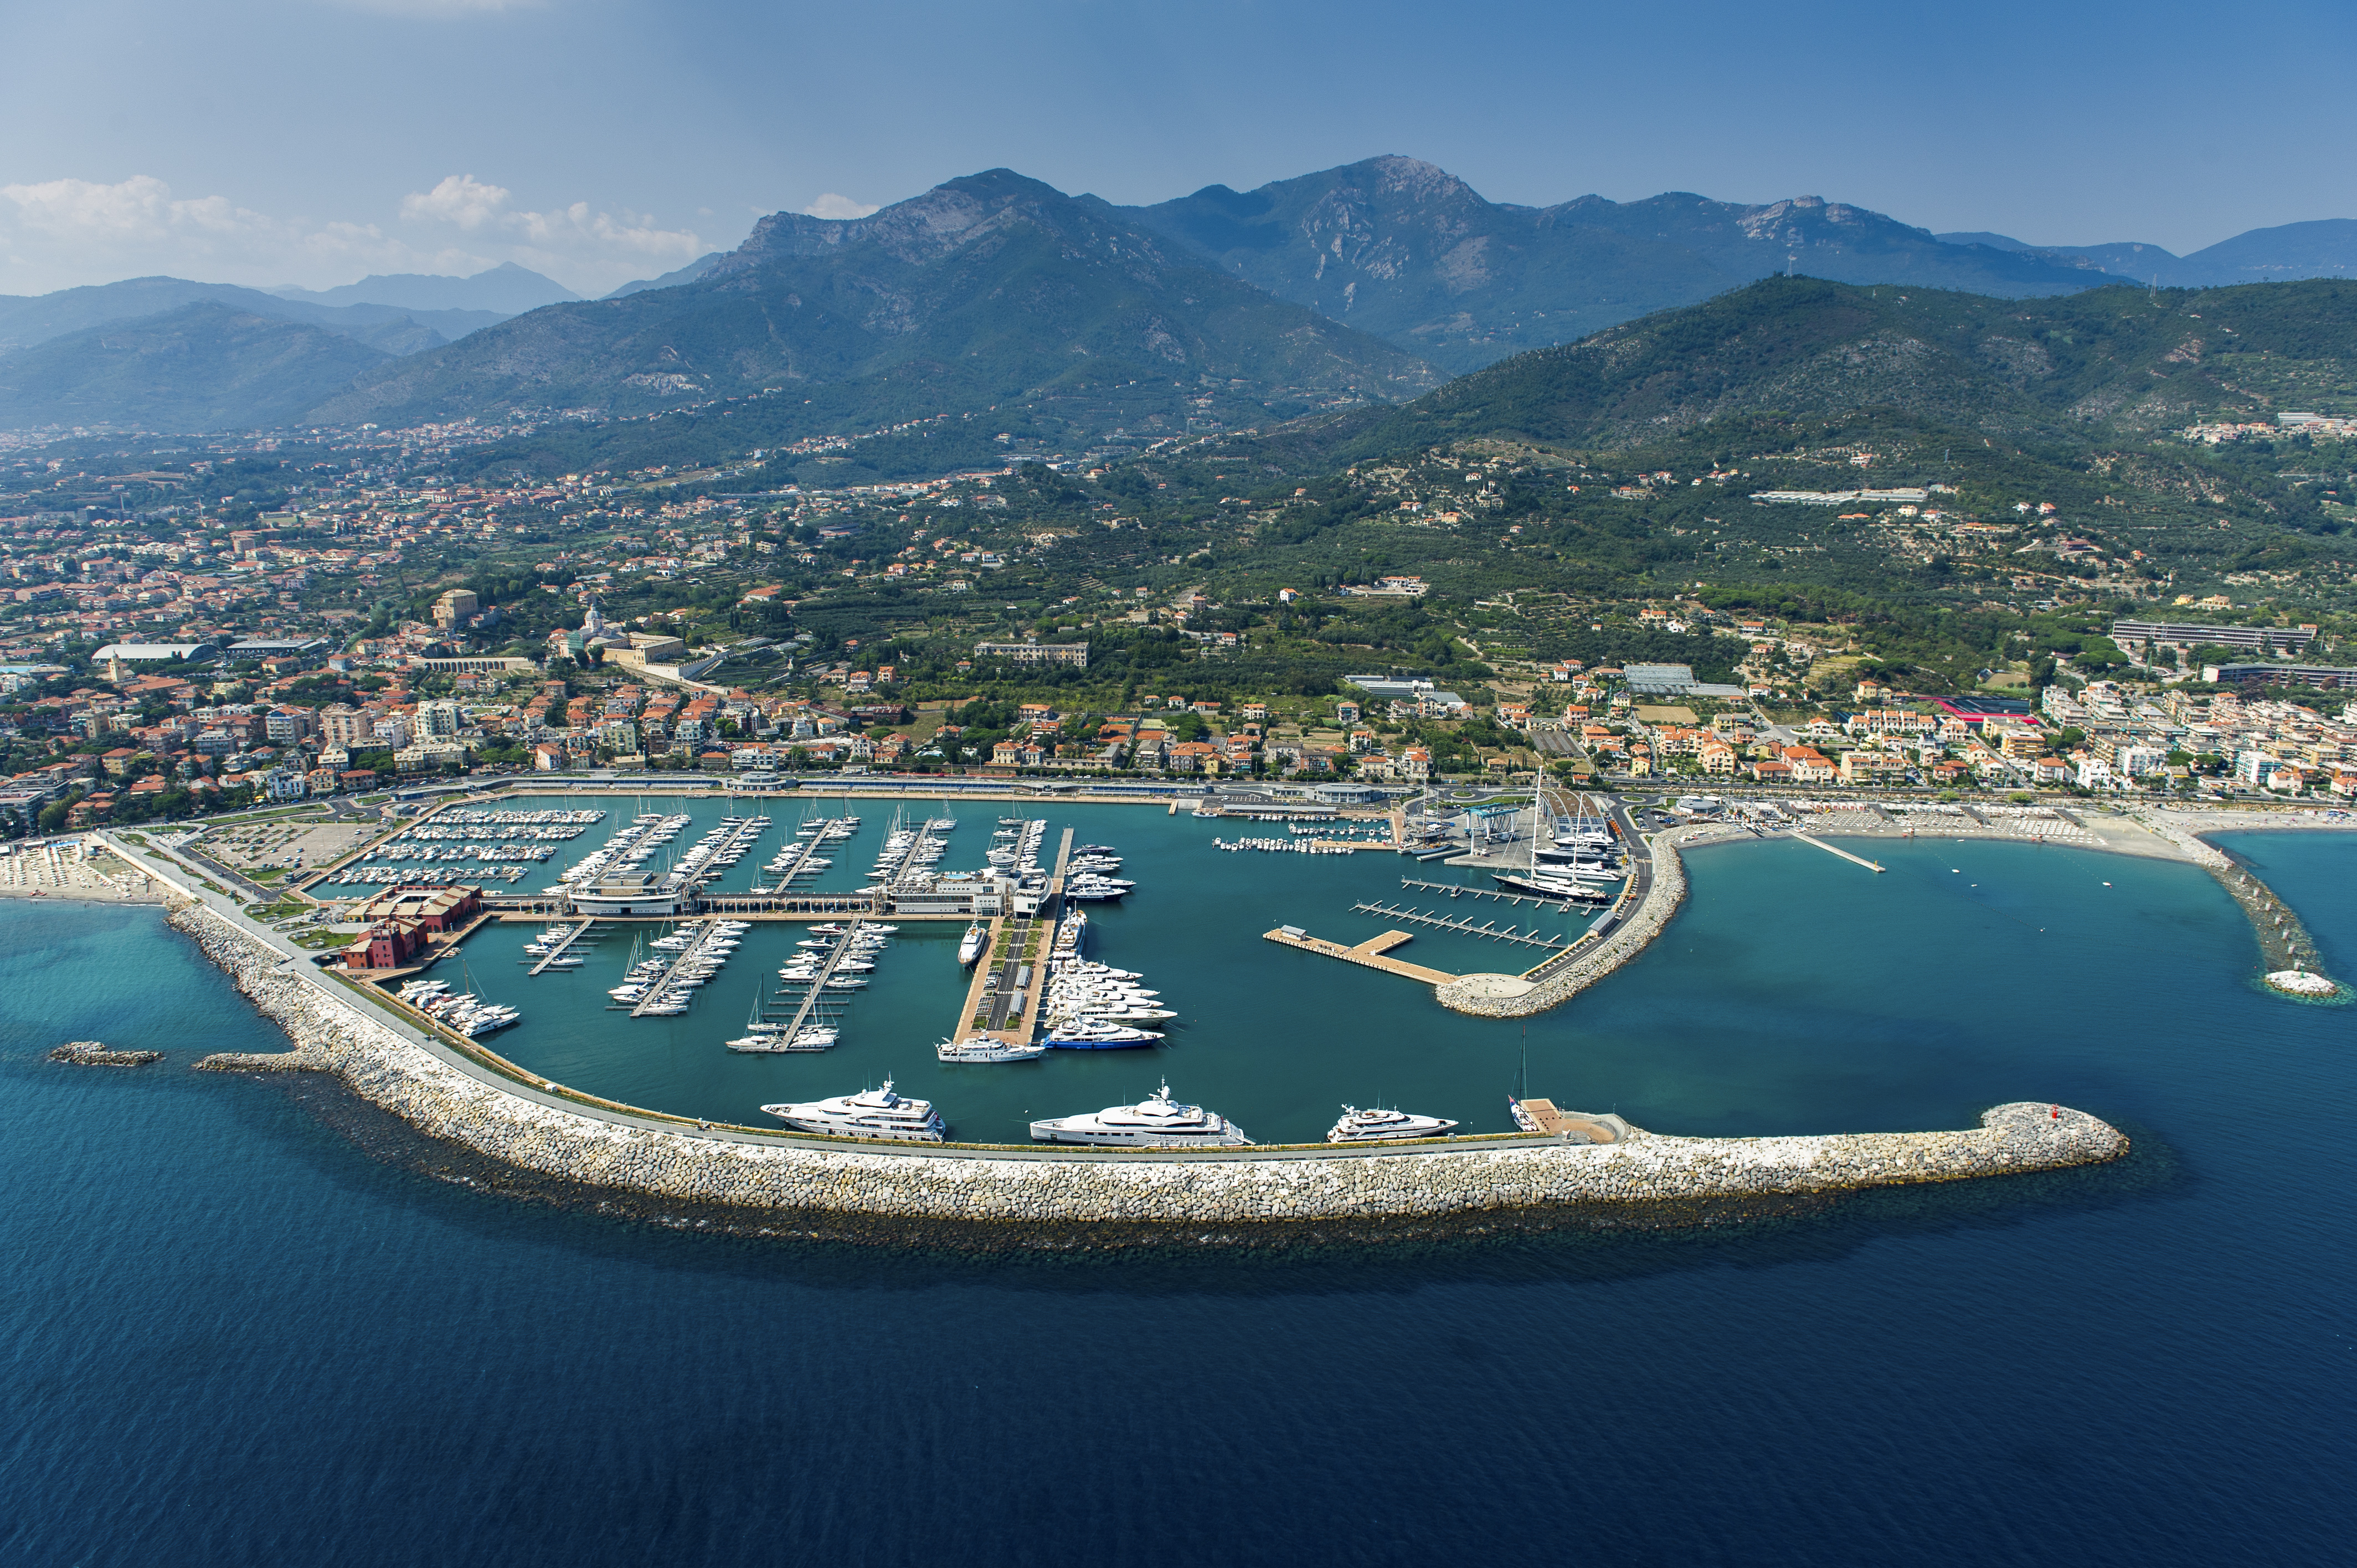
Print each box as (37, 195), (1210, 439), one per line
(1531, 768), (1544, 874)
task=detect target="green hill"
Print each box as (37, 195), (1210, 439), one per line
(0, 303), (395, 432)
(1340, 274), (2357, 454)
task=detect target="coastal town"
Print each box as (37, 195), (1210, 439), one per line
(5, 573), (2356, 834)
(9, 394), (2357, 838)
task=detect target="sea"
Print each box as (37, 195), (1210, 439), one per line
(2, 823), (2350, 1566)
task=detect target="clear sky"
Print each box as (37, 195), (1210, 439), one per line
(3, 0), (2353, 297)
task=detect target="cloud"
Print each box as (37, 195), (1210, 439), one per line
(2, 174), (256, 244)
(400, 173), (512, 230)
(804, 193), (880, 220)
(399, 176), (705, 272)
(0, 171), (706, 297)
(0, 174), (470, 292)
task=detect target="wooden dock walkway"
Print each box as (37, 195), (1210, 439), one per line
(771, 918), (864, 1043)
(627, 918), (723, 1017)
(1514, 1097), (1624, 1144)
(761, 824), (835, 888)
(1263, 926), (1459, 986)
(1350, 901), (1571, 949)
(525, 919), (594, 975)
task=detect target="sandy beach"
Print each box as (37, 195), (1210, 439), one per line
(0, 838), (167, 904)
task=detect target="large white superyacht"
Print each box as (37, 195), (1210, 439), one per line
(1326, 1105), (1460, 1142)
(760, 1079), (946, 1141)
(1029, 1082), (1250, 1147)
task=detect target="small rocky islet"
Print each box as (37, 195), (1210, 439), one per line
(48, 1040), (163, 1067)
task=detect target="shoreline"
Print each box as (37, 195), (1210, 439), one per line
(1769, 807), (2341, 978)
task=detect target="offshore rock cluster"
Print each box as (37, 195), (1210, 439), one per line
(49, 1040), (163, 1067)
(168, 902), (2128, 1225)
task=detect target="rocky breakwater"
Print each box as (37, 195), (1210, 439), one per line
(166, 902), (2127, 1224)
(1435, 823), (1726, 1019)
(49, 1040), (163, 1067)
(2141, 812), (2334, 982)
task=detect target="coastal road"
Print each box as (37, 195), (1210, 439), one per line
(172, 840), (280, 904)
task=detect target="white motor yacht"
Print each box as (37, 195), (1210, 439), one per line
(957, 922), (988, 967)
(1054, 1003), (1173, 1024)
(762, 1079), (945, 1141)
(1326, 1105), (1460, 1143)
(1029, 1082), (1249, 1146)
(934, 1036), (1048, 1064)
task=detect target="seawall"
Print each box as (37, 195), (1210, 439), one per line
(2138, 814), (2333, 977)
(167, 902), (2127, 1226)
(1434, 822), (1735, 1019)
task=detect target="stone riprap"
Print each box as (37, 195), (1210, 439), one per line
(49, 1040), (163, 1067)
(167, 902), (2127, 1224)
(1436, 823), (1736, 1019)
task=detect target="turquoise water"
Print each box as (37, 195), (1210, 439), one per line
(455, 802), (2266, 1146)
(3, 831), (2350, 1564)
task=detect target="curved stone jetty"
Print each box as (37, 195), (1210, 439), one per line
(167, 904), (2129, 1225)
(1439, 824), (1713, 1019)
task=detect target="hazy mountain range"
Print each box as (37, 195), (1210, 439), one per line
(1937, 220), (2357, 288)
(3, 156), (2354, 436)
(268, 261), (579, 316)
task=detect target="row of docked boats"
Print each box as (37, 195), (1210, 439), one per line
(396, 978), (521, 1037)
(758, 811), (857, 886)
(758, 1079), (1460, 1146)
(434, 808), (605, 828)
(606, 917), (753, 1014)
(519, 921), (590, 969)
(1062, 840), (1133, 902)
(549, 812), (689, 894)
(724, 920), (900, 1053)
(400, 821), (599, 844)
(341, 864), (531, 885)
(366, 842), (557, 863)
(864, 814), (952, 891)
(1212, 837), (1358, 855)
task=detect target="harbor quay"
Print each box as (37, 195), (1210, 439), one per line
(159, 890), (2129, 1228)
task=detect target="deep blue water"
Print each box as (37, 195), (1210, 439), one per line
(2, 832), (2350, 1566)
